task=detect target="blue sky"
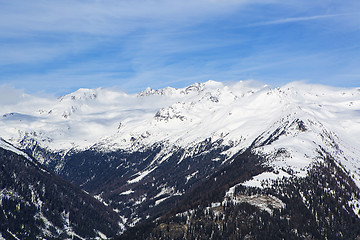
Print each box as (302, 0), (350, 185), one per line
(0, 0), (359, 95)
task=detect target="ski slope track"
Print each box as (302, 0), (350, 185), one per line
(1, 80), (360, 230)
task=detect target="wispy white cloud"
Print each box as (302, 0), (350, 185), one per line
(248, 14), (348, 27)
(0, 0), (261, 65)
(0, 0), (268, 36)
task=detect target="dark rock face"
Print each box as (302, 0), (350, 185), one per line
(0, 147), (121, 239)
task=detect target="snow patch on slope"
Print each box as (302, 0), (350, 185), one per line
(0, 138), (32, 161)
(348, 194), (360, 219)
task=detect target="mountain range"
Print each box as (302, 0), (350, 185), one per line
(1, 80), (360, 239)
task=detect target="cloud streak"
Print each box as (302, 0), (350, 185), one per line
(248, 14), (349, 27)
(0, 0), (266, 36)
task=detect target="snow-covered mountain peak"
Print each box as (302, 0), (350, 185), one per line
(58, 88), (100, 102)
(137, 82), (210, 98)
(137, 80), (236, 98)
(138, 86), (177, 97)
